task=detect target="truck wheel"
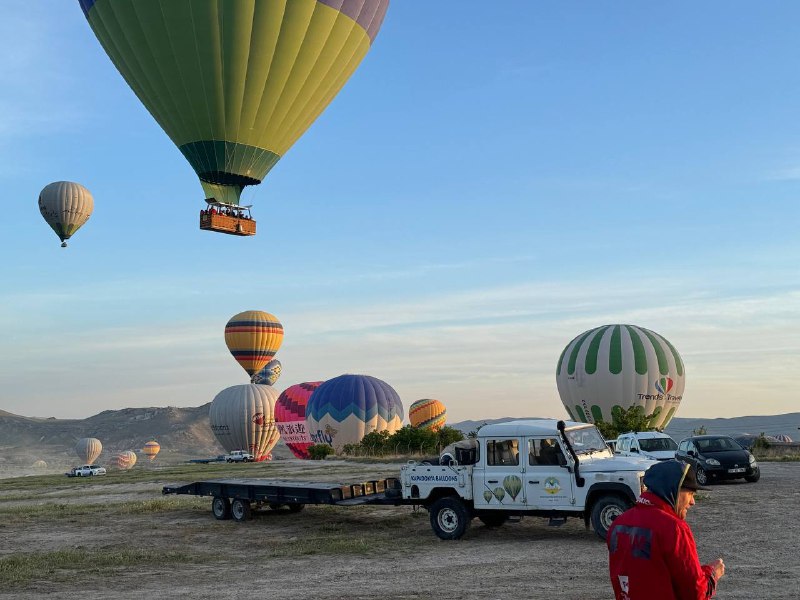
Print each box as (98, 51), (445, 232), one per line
(429, 497), (471, 540)
(231, 498), (252, 522)
(590, 496), (630, 541)
(226, 458), (233, 463)
(478, 512), (508, 528)
(212, 496), (231, 520)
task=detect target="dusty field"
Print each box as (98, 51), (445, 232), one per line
(1, 460), (798, 600)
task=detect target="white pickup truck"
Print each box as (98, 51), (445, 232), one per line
(400, 419), (655, 540)
(66, 465), (107, 477)
(224, 450), (254, 463)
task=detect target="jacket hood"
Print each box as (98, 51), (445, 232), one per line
(642, 460), (690, 508)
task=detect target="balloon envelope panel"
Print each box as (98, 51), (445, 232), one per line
(75, 437), (102, 464)
(224, 311), (284, 377)
(305, 374), (403, 450)
(209, 384), (280, 460)
(556, 324), (685, 429)
(80, 0), (389, 205)
(252, 359), (282, 386)
(275, 381), (324, 459)
(38, 181), (93, 245)
(409, 399), (447, 431)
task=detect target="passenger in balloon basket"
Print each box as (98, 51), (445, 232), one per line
(607, 460), (725, 600)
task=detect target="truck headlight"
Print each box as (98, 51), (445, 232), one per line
(705, 458), (720, 466)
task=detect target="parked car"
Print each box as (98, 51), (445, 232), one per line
(225, 450), (254, 463)
(66, 465), (107, 477)
(675, 435), (760, 485)
(615, 431), (678, 461)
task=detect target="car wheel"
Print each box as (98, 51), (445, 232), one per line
(745, 469), (760, 483)
(695, 467), (709, 486)
(212, 496), (231, 520)
(591, 496), (631, 541)
(478, 512), (508, 528)
(231, 498), (252, 522)
(287, 504), (304, 513)
(226, 459), (233, 463)
(429, 496), (471, 540)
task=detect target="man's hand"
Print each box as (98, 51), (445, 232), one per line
(710, 558), (725, 581)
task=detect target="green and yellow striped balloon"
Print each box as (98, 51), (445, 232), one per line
(555, 324), (686, 429)
(79, 0), (389, 206)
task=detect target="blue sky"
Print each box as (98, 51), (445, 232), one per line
(1, 1), (798, 421)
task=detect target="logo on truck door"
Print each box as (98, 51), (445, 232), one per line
(544, 477), (561, 495)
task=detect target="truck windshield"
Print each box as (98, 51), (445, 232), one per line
(565, 427), (608, 454)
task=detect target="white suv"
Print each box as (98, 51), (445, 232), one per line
(615, 431), (678, 461)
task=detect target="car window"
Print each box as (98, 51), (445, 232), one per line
(678, 440), (688, 452)
(528, 437), (565, 466)
(696, 437), (741, 452)
(619, 438), (630, 452)
(639, 438), (678, 452)
(486, 439), (519, 466)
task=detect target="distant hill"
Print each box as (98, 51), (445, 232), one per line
(448, 413), (800, 442)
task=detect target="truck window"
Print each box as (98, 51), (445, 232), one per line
(528, 437), (564, 466)
(486, 439), (519, 466)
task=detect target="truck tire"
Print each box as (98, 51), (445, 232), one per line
(212, 496), (231, 520)
(231, 498), (252, 522)
(590, 496), (630, 541)
(226, 458), (233, 463)
(478, 512), (508, 528)
(429, 497), (471, 540)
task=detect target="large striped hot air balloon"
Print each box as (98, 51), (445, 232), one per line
(38, 181), (93, 247)
(252, 359), (282, 386)
(556, 324), (686, 429)
(408, 399), (447, 431)
(113, 450), (137, 470)
(209, 384), (280, 461)
(75, 437), (103, 464)
(225, 311), (284, 377)
(275, 381), (324, 459)
(142, 440), (160, 462)
(78, 0), (390, 227)
(305, 374), (404, 451)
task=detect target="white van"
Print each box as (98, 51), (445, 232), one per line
(615, 431), (677, 461)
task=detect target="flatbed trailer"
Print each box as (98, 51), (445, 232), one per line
(163, 477), (406, 521)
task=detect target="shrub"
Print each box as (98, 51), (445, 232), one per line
(307, 444), (334, 460)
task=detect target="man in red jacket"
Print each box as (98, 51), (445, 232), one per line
(607, 460), (726, 600)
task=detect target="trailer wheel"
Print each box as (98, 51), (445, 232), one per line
(212, 496), (231, 520)
(590, 496), (629, 541)
(231, 498), (252, 522)
(429, 497), (471, 540)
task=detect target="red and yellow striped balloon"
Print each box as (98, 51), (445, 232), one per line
(224, 311), (284, 377)
(142, 440), (160, 462)
(409, 399), (447, 431)
(113, 450), (137, 470)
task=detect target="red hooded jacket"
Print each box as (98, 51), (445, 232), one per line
(607, 462), (718, 600)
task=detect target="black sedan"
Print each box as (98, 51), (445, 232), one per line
(675, 435), (760, 485)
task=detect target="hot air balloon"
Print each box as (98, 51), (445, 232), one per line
(493, 487), (506, 502)
(79, 0), (390, 235)
(32, 460), (48, 470)
(209, 384), (280, 461)
(775, 434), (793, 443)
(482, 490), (494, 503)
(502, 475), (522, 501)
(556, 324), (686, 430)
(252, 359), (282, 386)
(38, 181), (93, 247)
(305, 374), (404, 451)
(75, 437), (102, 464)
(408, 399), (447, 431)
(225, 311), (284, 377)
(113, 450), (137, 470)
(142, 440), (161, 462)
(275, 381), (324, 459)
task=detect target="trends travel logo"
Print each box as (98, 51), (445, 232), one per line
(655, 377), (674, 394)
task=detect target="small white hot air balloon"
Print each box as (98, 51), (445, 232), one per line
(38, 181), (93, 247)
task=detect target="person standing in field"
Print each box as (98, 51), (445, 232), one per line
(607, 460), (726, 599)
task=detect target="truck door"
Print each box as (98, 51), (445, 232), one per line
(472, 437), (526, 510)
(524, 437), (575, 509)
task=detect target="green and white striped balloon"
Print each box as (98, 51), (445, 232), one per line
(556, 324), (685, 429)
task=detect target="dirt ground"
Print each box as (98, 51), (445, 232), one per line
(1, 460), (798, 599)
